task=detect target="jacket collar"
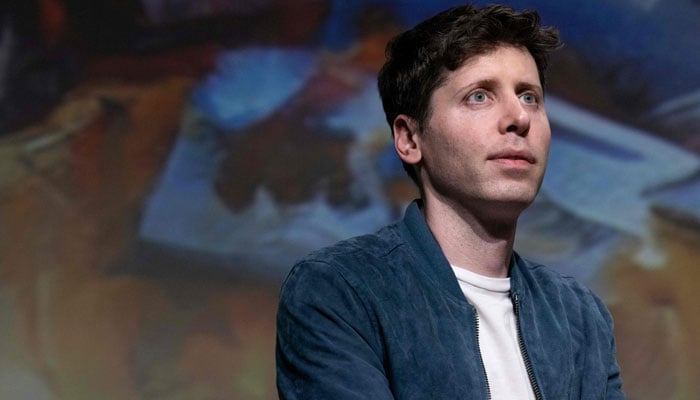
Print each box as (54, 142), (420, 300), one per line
(398, 199), (529, 302)
(398, 200), (471, 305)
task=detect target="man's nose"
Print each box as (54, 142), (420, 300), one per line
(499, 96), (530, 136)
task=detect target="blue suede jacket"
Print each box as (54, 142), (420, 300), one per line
(276, 201), (624, 399)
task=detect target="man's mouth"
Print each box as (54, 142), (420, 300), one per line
(488, 150), (535, 164)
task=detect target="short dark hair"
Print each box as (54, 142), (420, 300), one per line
(377, 4), (561, 184)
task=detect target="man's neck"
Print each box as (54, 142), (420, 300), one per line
(421, 196), (518, 278)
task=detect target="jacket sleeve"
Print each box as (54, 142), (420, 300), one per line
(276, 260), (394, 400)
(593, 295), (625, 400)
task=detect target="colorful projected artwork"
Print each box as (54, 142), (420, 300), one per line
(0, 0), (698, 398)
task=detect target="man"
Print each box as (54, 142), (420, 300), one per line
(276, 4), (624, 399)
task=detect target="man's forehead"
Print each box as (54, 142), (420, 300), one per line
(444, 45), (541, 86)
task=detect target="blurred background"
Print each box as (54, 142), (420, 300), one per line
(0, 0), (698, 398)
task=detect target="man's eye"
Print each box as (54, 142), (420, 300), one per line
(467, 91), (488, 103)
(520, 93), (538, 104)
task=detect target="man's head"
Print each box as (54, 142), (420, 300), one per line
(377, 4), (560, 186)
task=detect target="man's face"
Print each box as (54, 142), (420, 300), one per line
(415, 45), (551, 220)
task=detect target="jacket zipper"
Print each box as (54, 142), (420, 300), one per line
(512, 292), (544, 400)
(473, 312), (492, 400)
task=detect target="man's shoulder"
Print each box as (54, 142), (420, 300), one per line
(516, 256), (592, 296)
(291, 222), (407, 278)
(312, 224), (401, 258)
(280, 221), (412, 306)
(514, 254), (610, 317)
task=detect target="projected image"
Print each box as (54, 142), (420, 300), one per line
(135, 2), (700, 395)
(0, 0), (698, 398)
(140, 2), (700, 398)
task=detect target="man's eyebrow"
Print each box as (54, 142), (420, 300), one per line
(451, 78), (498, 96)
(515, 81), (543, 94)
(468, 78), (498, 89)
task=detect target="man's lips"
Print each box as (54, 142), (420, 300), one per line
(487, 149), (536, 164)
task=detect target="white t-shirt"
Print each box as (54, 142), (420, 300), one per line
(451, 265), (535, 400)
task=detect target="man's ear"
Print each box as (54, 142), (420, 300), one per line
(393, 114), (422, 165)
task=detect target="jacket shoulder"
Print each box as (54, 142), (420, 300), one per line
(517, 255), (591, 294)
(298, 223), (404, 272)
(281, 223), (407, 297)
(515, 255), (614, 327)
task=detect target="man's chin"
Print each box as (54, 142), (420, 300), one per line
(479, 194), (538, 221)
